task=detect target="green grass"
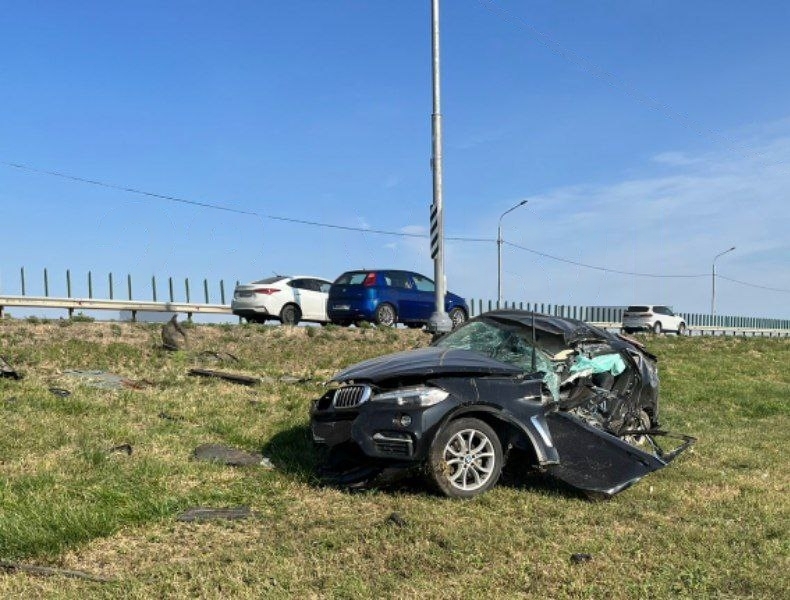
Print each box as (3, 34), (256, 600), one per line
(0, 321), (788, 599)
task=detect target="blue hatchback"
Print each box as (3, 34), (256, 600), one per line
(327, 269), (468, 329)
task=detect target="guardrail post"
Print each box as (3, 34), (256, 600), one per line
(204, 279), (209, 304)
(152, 276), (157, 302)
(20, 267), (25, 296)
(185, 278), (190, 303)
(219, 280), (225, 305)
(67, 270), (72, 298)
(108, 273), (114, 300)
(44, 268), (49, 297)
(128, 274), (133, 300)
(88, 271), (93, 299)
(168, 277), (174, 302)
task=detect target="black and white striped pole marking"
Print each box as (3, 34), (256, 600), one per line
(430, 203), (439, 260)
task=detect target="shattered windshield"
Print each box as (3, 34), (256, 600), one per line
(434, 319), (562, 399)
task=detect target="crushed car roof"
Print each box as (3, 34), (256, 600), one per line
(470, 310), (613, 344)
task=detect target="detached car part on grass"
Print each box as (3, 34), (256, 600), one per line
(311, 310), (694, 499)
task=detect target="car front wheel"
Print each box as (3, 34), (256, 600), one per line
(374, 303), (396, 327)
(677, 322), (686, 336)
(426, 418), (503, 499)
(652, 321), (663, 334)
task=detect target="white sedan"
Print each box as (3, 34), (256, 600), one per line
(231, 275), (332, 325)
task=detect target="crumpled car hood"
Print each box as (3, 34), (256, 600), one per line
(332, 347), (523, 383)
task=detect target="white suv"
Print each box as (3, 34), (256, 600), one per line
(622, 305), (686, 335)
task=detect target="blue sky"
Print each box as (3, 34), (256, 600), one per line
(1, 0), (789, 320)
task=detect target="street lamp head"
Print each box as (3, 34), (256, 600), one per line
(713, 246), (737, 263)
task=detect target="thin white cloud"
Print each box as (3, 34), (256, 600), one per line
(440, 132), (790, 317)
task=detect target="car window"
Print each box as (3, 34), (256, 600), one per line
(288, 279), (308, 290)
(335, 272), (368, 285)
(412, 274), (434, 292)
(435, 320), (552, 373)
(654, 306), (672, 315)
(318, 281), (331, 293)
(384, 271), (411, 289)
(626, 306), (649, 313)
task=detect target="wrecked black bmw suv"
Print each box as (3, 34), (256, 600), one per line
(310, 310), (693, 498)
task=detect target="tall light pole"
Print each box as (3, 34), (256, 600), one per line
(427, 0), (452, 333)
(497, 200), (528, 307)
(711, 246), (735, 317)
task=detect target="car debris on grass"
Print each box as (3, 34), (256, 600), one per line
(0, 561), (114, 583)
(188, 368), (261, 386)
(192, 443), (274, 468)
(61, 369), (151, 391)
(0, 356), (22, 380)
(176, 506), (252, 522)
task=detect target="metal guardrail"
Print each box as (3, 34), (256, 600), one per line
(1, 296), (788, 336)
(0, 295), (230, 321)
(469, 299), (790, 333)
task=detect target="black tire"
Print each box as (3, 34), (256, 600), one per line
(280, 304), (301, 326)
(449, 307), (467, 329)
(652, 321), (662, 334)
(374, 303), (397, 327)
(677, 322), (686, 336)
(426, 418), (503, 499)
(405, 322), (424, 329)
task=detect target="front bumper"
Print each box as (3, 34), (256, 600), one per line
(310, 394), (452, 463)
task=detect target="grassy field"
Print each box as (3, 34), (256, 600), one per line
(0, 319), (788, 599)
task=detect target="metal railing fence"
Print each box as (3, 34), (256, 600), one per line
(1, 268), (788, 333)
(468, 299), (790, 334)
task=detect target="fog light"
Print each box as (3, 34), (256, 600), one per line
(397, 414), (412, 427)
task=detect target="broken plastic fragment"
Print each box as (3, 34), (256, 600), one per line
(177, 506), (251, 522)
(192, 443), (267, 467)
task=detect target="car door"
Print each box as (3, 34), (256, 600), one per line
(290, 278), (326, 321)
(410, 273), (436, 321)
(657, 306), (681, 330)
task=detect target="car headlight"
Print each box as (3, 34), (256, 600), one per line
(370, 386), (449, 407)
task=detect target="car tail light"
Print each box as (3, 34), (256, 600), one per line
(363, 272), (377, 286)
(254, 288), (280, 295)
